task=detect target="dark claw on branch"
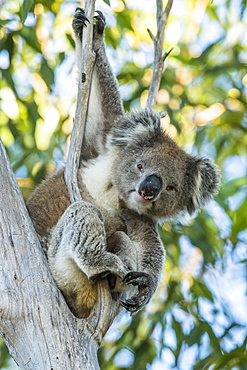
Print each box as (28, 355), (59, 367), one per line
(119, 298), (140, 312)
(73, 7), (90, 36)
(75, 7), (90, 24)
(93, 10), (106, 34)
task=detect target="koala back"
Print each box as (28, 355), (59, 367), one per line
(27, 169), (71, 241)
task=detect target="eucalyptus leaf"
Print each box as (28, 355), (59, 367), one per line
(20, 0), (34, 23)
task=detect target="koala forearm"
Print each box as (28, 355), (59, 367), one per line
(118, 231), (164, 313)
(73, 9), (124, 159)
(141, 238), (165, 289)
(95, 46), (124, 127)
(121, 209), (165, 300)
(134, 225), (164, 290)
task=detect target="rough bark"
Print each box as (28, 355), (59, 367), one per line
(0, 140), (120, 369)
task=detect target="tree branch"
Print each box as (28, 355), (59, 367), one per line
(64, 0), (96, 203)
(146, 0), (173, 110)
(0, 140), (101, 369)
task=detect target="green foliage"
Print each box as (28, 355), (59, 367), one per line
(1, 0), (246, 369)
(0, 339), (10, 368)
(20, 0), (35, 23)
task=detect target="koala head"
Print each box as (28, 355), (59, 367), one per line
(108, 109), (220, 220)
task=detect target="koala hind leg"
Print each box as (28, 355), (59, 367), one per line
(47, 201), (129, 318)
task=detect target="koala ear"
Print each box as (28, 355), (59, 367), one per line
(187, 158), (220, 215)
(109, 108), (162, 147)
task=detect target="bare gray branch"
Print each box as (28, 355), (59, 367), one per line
(64, 0), (96, 203)
(146, 0), (173, 109)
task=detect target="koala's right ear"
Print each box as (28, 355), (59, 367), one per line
(186, 157), (220, 215)
(108, 109), (162, 148)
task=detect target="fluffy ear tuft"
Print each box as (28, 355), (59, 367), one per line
(109, 108), (162, 147)
(187, 157), (220, 215)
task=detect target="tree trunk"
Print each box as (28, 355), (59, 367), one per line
(0, 140), (119, 369)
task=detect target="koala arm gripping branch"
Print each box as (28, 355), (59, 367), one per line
(119, 210), (165, 313)
(72, 8), (124, 160)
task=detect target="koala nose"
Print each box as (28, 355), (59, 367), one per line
(138, 175), (162, 200)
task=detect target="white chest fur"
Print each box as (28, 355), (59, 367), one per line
(80, 155), (119, 212)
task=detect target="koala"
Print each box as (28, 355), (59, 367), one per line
(27, 8), (220, 319)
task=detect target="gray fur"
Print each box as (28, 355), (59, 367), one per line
(73, 8), (124, 160)
(27, 8), (220, 318)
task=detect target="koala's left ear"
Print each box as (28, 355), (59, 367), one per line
(187, 157), (220, 215)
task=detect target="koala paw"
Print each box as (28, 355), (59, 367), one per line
(72, 7), (90, 40)
(119, 272), (153, 313)
(89, 270), (111, 282)
(89, 272), (119, 290)
(93, 10), (106, 35)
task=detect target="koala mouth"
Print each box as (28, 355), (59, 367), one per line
(132, 191), (155, 206)
(139, 190), (155, 201)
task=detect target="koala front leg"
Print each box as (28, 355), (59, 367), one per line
(72, 8), (124, 160)
(47, 201), (129, 317)
(75, 7), (124, 120)
(119, 209), (165, 313)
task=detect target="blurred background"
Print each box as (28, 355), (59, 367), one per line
(0, 0), (246, 369)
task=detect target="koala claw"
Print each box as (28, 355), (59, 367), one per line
(119, 288), (151, 312)
(72, 8), (90, 40)
(119, 299), (137, 311)
(94, 10), (105, 19)
(120, 271), (153, 313)
(122, 271), (151, 287)
(119, 295), (147, 313)
(93, 10), (106, 35)
(74, 7), (90, 25)
(90, 270), (111, 282)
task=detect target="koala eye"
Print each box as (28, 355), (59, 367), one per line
(166, 185), (176, 192)
(136, 163), (144, 173)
